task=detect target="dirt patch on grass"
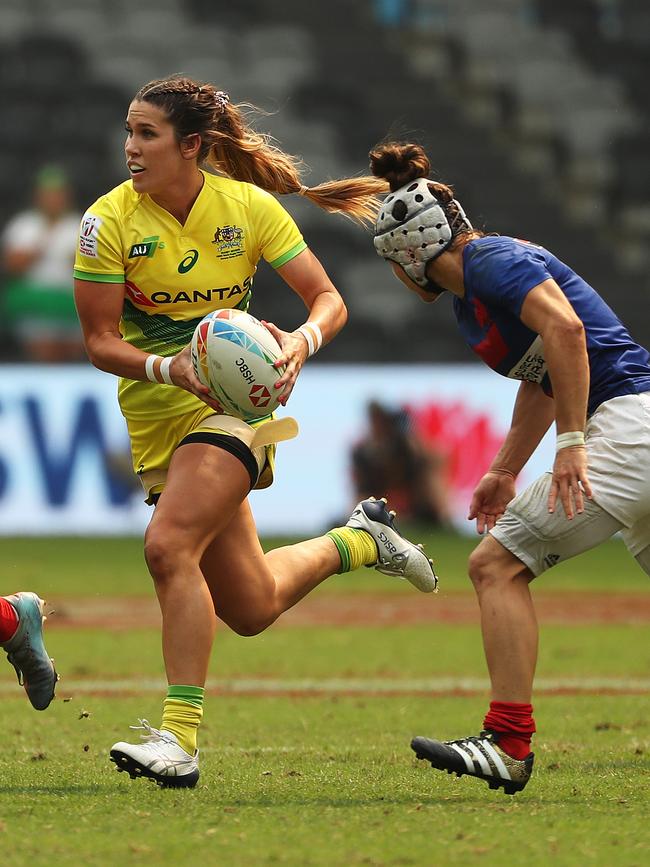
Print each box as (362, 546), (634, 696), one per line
(47, 590), (650, 631)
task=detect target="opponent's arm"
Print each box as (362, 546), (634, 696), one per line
(489, 380), (556, 476)
(262, 248), (347, 404)
(519, 278), (592, 518)
(74, 278), (220, 408)
(469, 381), (555, 533)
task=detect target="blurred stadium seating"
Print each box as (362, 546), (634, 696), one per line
(1, 0), (648, 361)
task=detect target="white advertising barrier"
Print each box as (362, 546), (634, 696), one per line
(0, 365), (149, 534)
(0, 364), (556, 536)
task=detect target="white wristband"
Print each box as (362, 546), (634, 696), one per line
(297, 322), (323, 358)
(145, 354), (163, 383)
(556, 431), (585, 451)
(159, 356), (174, 385)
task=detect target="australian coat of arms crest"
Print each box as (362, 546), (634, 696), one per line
(212, 225), (245, 260)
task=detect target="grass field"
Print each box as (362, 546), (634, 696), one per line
(1, 531), (649, 866)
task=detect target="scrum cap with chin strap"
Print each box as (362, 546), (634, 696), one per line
(373, 178), (472, 288)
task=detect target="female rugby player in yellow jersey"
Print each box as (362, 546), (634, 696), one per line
(73, 75), (437, 788)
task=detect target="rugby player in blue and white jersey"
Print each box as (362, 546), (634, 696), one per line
(370, 141), (650, 795)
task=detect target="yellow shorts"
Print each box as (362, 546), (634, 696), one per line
(126, 405), (276, 503)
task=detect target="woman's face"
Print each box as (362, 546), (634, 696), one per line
(389, 262), (443, 303)
(124, 100), (194, 195)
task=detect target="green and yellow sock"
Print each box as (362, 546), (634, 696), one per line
(160, 685), (204, 755)
(326, 527), (378, 574)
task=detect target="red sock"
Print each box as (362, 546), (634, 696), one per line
(0, 597), (19, 643)
(483, 701), (536, 760)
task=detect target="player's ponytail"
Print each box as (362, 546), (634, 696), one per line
(135, 75), (387, 226)
(369, 141), (456, 205)
(208, 101), (388, 225)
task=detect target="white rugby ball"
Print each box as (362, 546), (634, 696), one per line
(190, 308), (285, 421)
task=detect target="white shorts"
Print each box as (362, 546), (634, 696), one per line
(490, 392), (650, 577)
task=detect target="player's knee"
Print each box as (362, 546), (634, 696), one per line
(143, 526), (189, 584)
(222, 610), (276, 637)
(468, 538), (529, 592)
(468, 543), (503, 591)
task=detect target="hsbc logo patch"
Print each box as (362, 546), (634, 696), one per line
(79, 213), (102, 258)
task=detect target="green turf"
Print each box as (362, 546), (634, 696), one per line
(1, 532), (649, 866)
(0, 695), (648, 867)
(2, 531), (649, 597)
(1, 623), (646, 683)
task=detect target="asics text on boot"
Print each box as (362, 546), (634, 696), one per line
(346, 497), (438, 593)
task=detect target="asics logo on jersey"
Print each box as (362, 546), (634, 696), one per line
(178, 249), (199, 273)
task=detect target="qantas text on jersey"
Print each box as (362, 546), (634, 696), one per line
(125, 275), (252, 307)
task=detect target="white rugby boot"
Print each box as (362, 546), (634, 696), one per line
(346, 497), (438, 593)
(110, 720), (200, 788)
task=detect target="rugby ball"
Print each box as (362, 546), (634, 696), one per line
(190, 309), (285, 421)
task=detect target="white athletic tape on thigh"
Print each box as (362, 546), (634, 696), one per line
(197, 414), (299, 448)
(250, 417), (299, 448)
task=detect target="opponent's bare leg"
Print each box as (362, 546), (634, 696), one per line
(468, 535), (538, 703)
(410, 534), (539, 793)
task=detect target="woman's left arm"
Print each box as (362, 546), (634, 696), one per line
(262, 248), (348, 405)
(519, 278), (593, 518)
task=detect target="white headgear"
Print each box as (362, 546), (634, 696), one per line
(373, 178), (472, 287)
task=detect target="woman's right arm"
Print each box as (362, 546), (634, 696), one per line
(487, 380), (556, 478)
(468, 381), (555, 533)
(74, 278), (219, 407)
(74, 278), (152, 378)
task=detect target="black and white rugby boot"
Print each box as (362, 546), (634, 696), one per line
(411, 730), (534, 795)
(346, 497), (438, 593)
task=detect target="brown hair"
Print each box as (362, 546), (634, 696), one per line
(134, 75), (388, 225)
(369, 141), (480, 246)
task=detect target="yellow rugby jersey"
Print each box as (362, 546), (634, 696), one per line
(74, 170), (306, 420)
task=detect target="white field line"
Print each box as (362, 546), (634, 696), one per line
(1, 677), (650, 694)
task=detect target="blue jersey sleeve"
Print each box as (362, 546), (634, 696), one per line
(464, 238), (552, 316)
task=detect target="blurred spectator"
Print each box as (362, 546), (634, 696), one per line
(351, 400), (451, 525)
(374, 0), (412, 27)
(1, 165), (84, 362)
